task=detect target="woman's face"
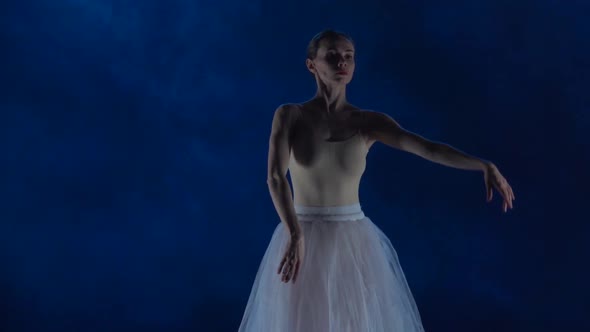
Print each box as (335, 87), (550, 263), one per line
(307, 37), (355, 84)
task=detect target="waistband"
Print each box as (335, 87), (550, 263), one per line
(294, 203), (365, 222)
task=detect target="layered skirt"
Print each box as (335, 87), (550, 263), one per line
(238, 203), (425, 331)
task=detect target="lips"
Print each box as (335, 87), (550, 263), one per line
(337, 71), (348, 75)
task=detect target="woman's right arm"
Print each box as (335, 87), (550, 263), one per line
(266, 104), (301, 238)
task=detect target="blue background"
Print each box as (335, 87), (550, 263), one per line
(1, 0), (588, 331)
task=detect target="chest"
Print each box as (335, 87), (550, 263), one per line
(290, 132), (367, 170)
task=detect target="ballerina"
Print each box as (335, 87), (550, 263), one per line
(238, 29), (515, 332)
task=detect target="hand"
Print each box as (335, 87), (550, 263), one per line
(483, 163), (516, 213)
(277, 233), (304, 284)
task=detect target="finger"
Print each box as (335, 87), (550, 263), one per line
(501, 188), (508, 202)
(503, 201), (507, 212)
(488, 186), (493, 202)
(281, 255), (292, 276)
(282, 259), (293, 282)
(289, 256), (297, 279)
(278, 256), (286, 274)
(282, 261), (289, 280)
(292, 260), (300, 283)
(504, 189), (513, 209)
(285, 269), (293, 283)
(500, 185), (511, 201)
(286, 263), (293, 282)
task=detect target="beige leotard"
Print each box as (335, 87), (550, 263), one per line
(288, 129), (370, 207)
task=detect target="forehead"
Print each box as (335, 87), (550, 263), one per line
(317, 37), (355, 53)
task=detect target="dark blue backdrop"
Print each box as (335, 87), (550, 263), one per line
(1, 1), (588, 331)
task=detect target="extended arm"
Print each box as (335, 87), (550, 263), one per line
(364, 110), (490, 171)
(364, 110), (515, 212)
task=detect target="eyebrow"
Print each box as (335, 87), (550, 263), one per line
(327, 48), (355, 52)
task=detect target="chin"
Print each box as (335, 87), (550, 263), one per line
(338, 77), (353, 84)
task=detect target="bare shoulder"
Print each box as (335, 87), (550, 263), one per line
(276, 102), (302, 113)
(361, 109), (405, 129)
(357, 109), (400, 140)
(271, 103), (303, 131)
(359, 109), (395, 123)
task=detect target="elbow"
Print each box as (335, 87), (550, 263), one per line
(426, 142), (439, 157)
(425, 142), (444, 160)
(266, 173), (286, 187)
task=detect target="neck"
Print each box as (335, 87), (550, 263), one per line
(314, 81), (348, 113)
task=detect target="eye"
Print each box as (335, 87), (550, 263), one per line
(325, 53), (338, 61)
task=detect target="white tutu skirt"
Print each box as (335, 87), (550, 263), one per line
(238, 203), (425, 332)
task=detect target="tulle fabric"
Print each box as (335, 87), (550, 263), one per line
(238, 203), (425, 332)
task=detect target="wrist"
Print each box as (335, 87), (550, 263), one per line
(481, 160), (495, 172)
(290, 229), (302, 239)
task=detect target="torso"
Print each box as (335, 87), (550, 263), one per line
(287, 102), (376, 207)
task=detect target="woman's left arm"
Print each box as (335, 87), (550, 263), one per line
(364, 110), (515, 212)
